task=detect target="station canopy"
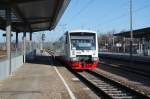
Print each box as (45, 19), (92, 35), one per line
(0, 0), (70, 32)
(114, 27), (150, 38)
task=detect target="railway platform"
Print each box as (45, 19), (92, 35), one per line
(99, 52), (150, 57)
(99, 52), (150, 64)
(0, 52), (99, 99)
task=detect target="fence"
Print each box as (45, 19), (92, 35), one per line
(0, 55), (23, 80)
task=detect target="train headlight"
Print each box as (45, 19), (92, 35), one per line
(92, 57), (98, 61)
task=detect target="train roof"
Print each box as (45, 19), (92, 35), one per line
(68, 30), (97, 34)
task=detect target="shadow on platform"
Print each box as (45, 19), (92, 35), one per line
(26, 55), (64, 67)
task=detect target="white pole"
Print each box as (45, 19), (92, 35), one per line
(130, 0), (133, 57)
(6, 8), (11, 75)
(123, 37), (126, 53)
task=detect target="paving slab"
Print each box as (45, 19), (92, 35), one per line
(0, 52), (100, 99)
(0, 62), (70, 99)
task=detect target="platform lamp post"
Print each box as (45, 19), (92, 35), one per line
(129, 0), (133, 58)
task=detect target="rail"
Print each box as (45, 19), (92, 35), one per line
(75, 70), (150, 99)
(100, 62), (150, 78)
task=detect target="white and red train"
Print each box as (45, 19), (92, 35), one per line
(57, 30), (99, 70)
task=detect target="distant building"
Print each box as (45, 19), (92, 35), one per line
(114, 27), (150, 56)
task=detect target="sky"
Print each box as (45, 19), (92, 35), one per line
(0, 0), (150, 42)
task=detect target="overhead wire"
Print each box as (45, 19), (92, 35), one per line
(58, 0), (80, 30)
(97, 1), (129, 20)
(67, 0), (128, 30)
(95, 3), (150, 29)
(67, 0), (95, 24)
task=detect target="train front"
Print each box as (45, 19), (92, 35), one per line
(69, 30), (99, 70)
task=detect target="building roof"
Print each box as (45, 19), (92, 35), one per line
(0, 0), (70, 32)
(114, 27), (150, 38)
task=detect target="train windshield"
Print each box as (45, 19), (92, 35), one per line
(70, 32), (96, 50)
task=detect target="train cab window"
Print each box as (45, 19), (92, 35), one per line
(71, 37), (96, 50)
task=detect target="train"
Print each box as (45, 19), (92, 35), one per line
(57, 30), (99, 70)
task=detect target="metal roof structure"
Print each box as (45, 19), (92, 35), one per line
(114, 27), (150, 38)
(0, 0), (70, 32)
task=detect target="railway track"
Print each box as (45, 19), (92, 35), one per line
(100, 61), (150, 78)
(46, 50), (150, 98)
(74, 70), (150, 99)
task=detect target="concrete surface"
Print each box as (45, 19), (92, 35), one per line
(0, 53), (100, 99)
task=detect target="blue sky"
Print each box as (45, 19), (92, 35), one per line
(0, 0), (150, 42)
